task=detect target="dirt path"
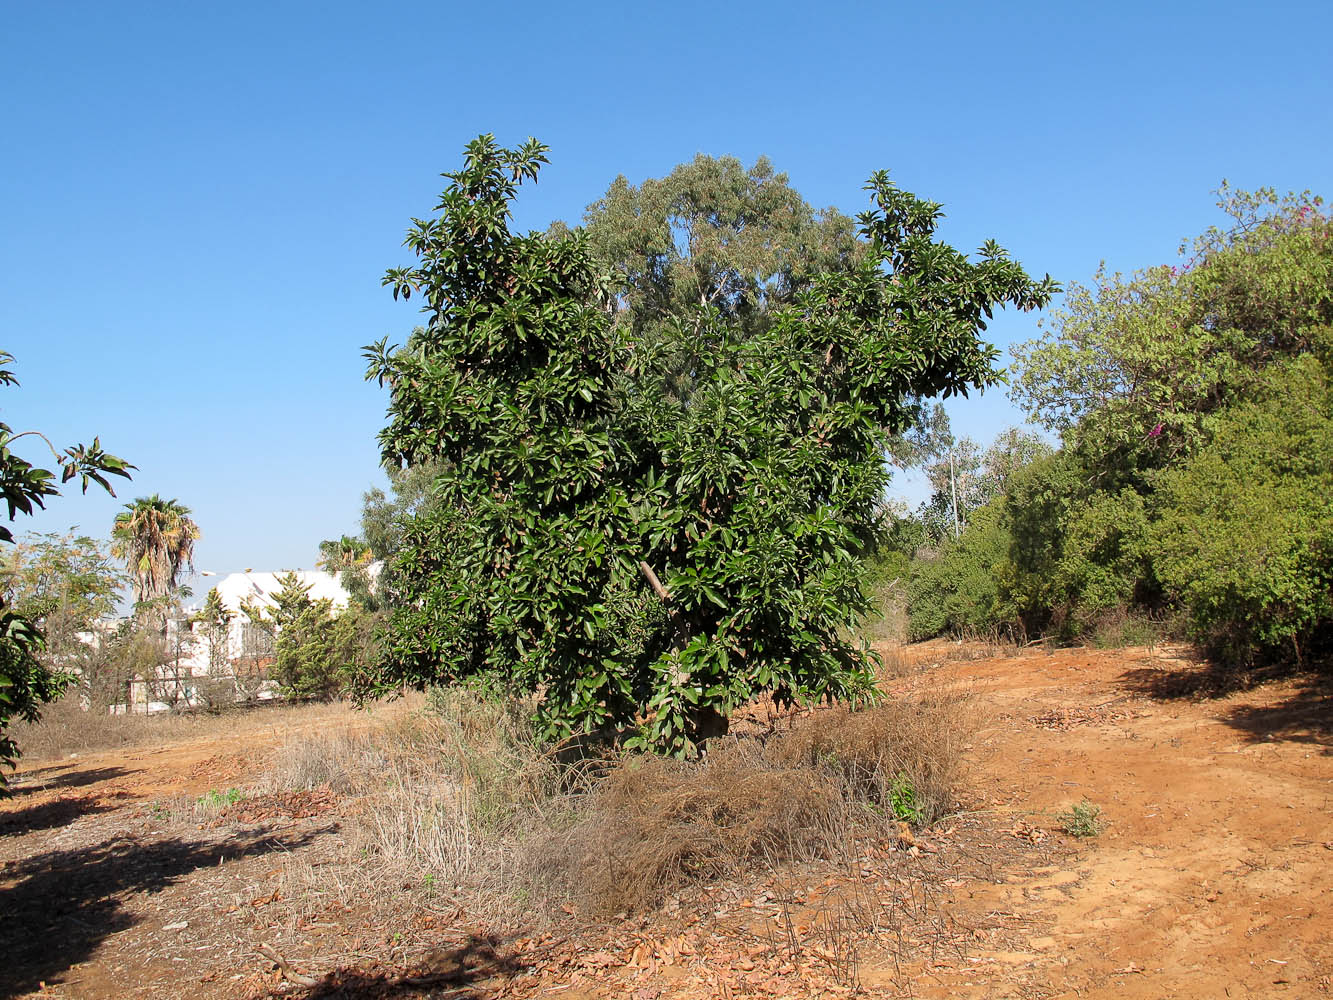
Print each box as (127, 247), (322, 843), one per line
(896, 646), (1332, 998)
(2, 647), (1330, 998)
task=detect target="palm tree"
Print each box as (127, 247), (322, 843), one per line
(316, 534), (372, 575)
(110, 495), (200, 606)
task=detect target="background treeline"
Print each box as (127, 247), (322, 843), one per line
(900, 185), (1332, 669)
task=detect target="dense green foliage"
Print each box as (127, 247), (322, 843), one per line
(1154, 357), (1333, 664)
(907, 185), (1333, 667)
(1, 533), (128, 706)
(257, 572), (370, 700)
(362, 136), (1055, 752)
(2, 532), (125, 635)
(0, 353), (132, 788)
(906, 503), (1015, 639)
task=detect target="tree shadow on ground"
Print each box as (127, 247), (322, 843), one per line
(1118, 660), (1332, 753)
(1221, 675), (1333, 752)
(0, 826), (322, 997)
(7, 764), (131, 795)
(283, 934), (523, 1000)
(0, 789), (129, 838)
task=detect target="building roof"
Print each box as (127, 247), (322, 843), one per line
(210, 570), (351, 615)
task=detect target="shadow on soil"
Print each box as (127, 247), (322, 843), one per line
(0, 790), (129, 838)
(0, 827), (322, 997)
(283, 935), (522, 999)
(1222, 676), (1333, 751)
(8, 764), (132, 795)
(1118, 661), (1333, 752)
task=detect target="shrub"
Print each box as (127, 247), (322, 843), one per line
(906, 504), (1018, 640)
(567, 687), (972, 915)
(262, 572), (376, 700)
(266, 680), (973, 919)
(1154, 356), (1333, 667)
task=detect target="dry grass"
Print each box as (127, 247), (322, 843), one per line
(874, 642), (920, 681)
(570, 685), (973, 916)
(260, 677), (974, 922)
(922, 634), (1027, 663)
(262, 686), (569, 910)
(11, 689), (385, 764)
(774, 685), (974, 828)
(563, 738), (844, 917)
(858, 581), (908, 646)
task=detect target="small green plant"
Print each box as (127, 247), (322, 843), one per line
(888, 774), (923, 824)
(1057, 799), (1103, 838)
(421, 873), (437, 895)
(198, 787), (244, 808)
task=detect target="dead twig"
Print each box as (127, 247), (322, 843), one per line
(255, 943), (318, 987)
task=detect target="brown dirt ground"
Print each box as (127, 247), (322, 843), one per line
(3, 644), (1330, 999)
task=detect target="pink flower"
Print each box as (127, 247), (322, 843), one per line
(1148, 423), (1163, 439)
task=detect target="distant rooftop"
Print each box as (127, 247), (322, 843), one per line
(209, 569), (351, 614)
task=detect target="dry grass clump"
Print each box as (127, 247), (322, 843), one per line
(774, 685), (973, 828)
(565, 738), (844, 917)
(874, 642), (919, 681)
(260, 726), (401, 795)
(264, 679), (974, 921)
(264, 685), (566, 898)
(563, 685), (973, 916)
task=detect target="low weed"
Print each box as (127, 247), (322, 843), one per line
(888, 774), (923, 824)
(192, 786), (247, 822)
(1057, 799), (1104, 838)
(198, 787), (244, 808)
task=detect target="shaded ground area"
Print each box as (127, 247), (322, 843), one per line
(2, 644), (1330, 998)
(0, 826), (324, 998)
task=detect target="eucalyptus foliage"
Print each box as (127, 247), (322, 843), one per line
(570, 154), (862, 387)
(363, 136), (1055, 752)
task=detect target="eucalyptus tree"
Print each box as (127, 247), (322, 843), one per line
(576, 154), (861, 330)
(567, 154), (863, 404)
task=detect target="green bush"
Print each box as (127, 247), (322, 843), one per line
(264, 573), (374, 699)
(1154, 356), (1333, 667)
(907, 504), (1018, 640)
(1053, 488), (1155, 621)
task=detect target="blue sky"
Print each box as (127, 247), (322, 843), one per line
(4, 0), (1330, 583)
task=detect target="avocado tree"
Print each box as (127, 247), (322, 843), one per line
(362, 136), (1055, 753)
(0, 352), (133, 789)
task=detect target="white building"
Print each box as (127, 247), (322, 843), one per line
(122, 569), (355, 713)
(211, 569), (353, 616)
